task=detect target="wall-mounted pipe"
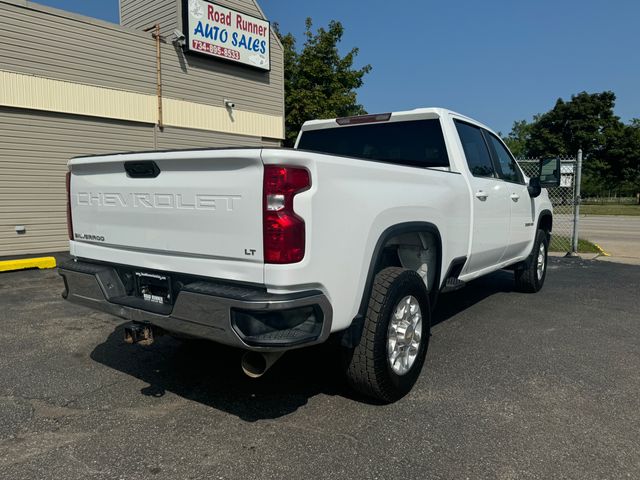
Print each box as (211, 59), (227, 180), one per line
(145, 23), (164, 130)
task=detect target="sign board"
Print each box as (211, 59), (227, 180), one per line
(560, 164), (574, 188)
(184, 0), (270, 71)
(560, 174), (573, 188)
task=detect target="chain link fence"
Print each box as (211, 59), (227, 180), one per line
(517, 155), (579, 253)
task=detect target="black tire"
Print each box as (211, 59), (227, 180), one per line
(344, 267), (431, 403)
(514, 229), (549, 293)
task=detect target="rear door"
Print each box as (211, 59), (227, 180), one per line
(454, 120), (510, 273)
(484, 132), (535, 261)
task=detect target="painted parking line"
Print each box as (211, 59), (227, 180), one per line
(593, 243), (611, 257)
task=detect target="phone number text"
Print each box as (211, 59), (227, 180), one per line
(191, 40), (241, 61)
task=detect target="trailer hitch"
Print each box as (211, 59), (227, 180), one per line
(123, 323), (156, 346)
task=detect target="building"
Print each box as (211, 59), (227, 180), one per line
(0, 0), (284, 256)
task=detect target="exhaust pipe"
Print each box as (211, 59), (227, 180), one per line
(241, 351), (285, 378)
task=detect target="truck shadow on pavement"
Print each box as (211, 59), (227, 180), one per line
(431, 269), (517, 326)
(90, 269), (517, 421)
(91, 328), (349, 421)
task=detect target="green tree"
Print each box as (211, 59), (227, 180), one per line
(525, 92), (622, 158)
(503, 119), (533, 158)
(275, 18), (372, 146)
(612, 119), (640, 201)
(506, 91), (640, 197)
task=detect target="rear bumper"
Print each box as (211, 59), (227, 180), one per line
(58, 259), (332, 352)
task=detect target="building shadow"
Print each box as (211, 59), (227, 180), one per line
(90, 269), (518, 421)
(174, 43), (188, 73)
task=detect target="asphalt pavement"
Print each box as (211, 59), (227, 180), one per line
(1, 258), (639, 479)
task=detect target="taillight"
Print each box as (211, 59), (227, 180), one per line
(66, 171), (74, 240)
(263, 165), (310, 264)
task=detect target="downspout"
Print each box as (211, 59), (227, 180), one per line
(153, 23), (163, 130)
(145, 23), (163, 131)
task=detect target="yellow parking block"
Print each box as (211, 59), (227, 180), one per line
(0, 257), (57, 272)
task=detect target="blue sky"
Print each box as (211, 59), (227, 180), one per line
(35, 0), (639, 134)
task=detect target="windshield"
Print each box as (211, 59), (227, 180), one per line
(297, 119), (450, 169)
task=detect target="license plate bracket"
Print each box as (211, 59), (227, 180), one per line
(135, 271), (172, 305)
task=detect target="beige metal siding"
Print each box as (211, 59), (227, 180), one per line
(120, 0), (179, 32)
(0, 1), (283, 118)
(0, 107), (155, 256)
(0, 70), (156, 124)
(162, 44), (283, 116)
(0, 5), (157, 95)
(156, 125), (262, 149)
(260, 137), (283, 147)
(0, 70), (284, 139)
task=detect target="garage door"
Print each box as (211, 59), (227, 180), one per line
(0, 107), (154, 257)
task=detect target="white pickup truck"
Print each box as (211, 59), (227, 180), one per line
(59, 108), (559, 402)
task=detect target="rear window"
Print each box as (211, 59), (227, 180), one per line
(297, 119), (450, 169)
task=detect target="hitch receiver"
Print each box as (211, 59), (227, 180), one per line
(124, 323), (155, 346)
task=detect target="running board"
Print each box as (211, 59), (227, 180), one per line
(440, 277), (466, 293)
(440, 256), (468, 293)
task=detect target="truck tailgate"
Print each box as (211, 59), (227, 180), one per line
(69, 149), (264, 275)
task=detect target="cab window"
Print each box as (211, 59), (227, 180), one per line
(454, 120), (495, 178)
(297, 119), (450, 169)
(485, 133), (524, 184)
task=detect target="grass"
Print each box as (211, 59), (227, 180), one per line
(580, 204), (640, 216)
(549, 235), (601, 254)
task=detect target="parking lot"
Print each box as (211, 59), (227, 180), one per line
(1, 257), (639, 479)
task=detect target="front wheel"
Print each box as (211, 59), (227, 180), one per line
(343, 267), (431, 403)
(515, 229), (549, 293)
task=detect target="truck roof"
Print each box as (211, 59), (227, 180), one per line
(300, 107), (494, 134)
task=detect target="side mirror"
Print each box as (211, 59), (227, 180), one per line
(528, 177), (542, 198)
(538, 157), (561, 188)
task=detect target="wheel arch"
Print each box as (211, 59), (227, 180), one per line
(538, 209), (553, 233)
(340, 222), (442, 348)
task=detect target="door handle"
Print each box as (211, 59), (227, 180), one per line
(510, 193), (520, 202)
(475, 190), (488, 201)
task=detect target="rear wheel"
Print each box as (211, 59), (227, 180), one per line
(515, 229), (549, 293)
(344, 267), (431, 403)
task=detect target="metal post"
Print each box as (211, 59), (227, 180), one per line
(571, 149), (583, 254)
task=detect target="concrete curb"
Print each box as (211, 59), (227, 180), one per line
(548, 252), (600, 260)
(549, 250), (640, 265)
(0, 257), (57, 272)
